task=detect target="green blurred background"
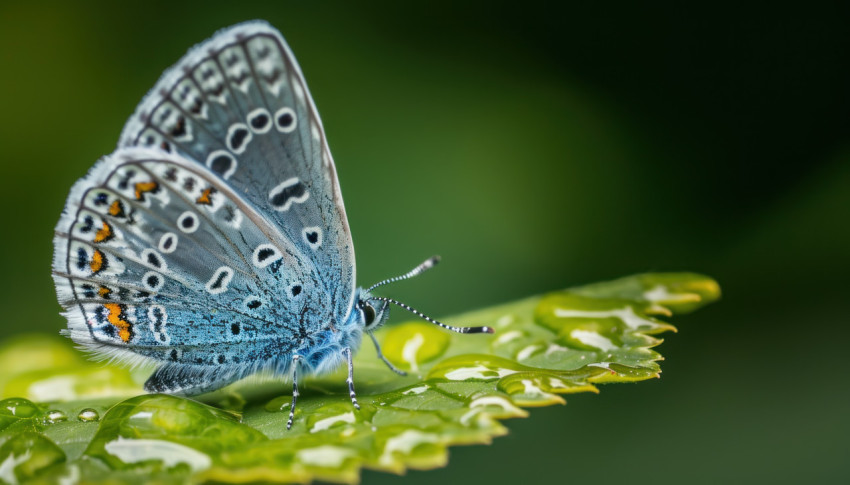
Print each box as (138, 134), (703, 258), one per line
(1, 1), (848, 483)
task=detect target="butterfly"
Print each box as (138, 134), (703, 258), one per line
(52, 20), (493, 429)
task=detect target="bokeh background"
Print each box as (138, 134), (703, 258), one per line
(1, 1), (848, 483)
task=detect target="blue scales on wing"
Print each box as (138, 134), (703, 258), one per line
(118, 21), (356, 323)
(52, 148), (340, 393)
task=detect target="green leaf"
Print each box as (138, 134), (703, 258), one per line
(0, 272), (718, 484)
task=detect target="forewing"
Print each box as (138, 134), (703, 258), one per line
(52, 148), (331, 371)
(118, 21), (356, 322)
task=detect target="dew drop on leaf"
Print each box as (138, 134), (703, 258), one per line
(78, 408), (100, 422)
(43, 409), (67, 424)
(0, 397), (40, 418)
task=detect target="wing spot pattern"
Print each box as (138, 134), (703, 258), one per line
(158, 232), (178, 253)
(269, 177), (309, 212)
(252, 243), (282, 268)
(141, 248), (166, 270)
(247, 108), (272, 134)
(227, 123), (252, 154)
(274, 107), (297, 133)
(177, 211), (199, 233)
(302, 227), (323, 250)
(206, 266), (234, 294)
(206, 150), (237, 179)
(244, 296), (263, 310)
(143, 271), (165, 291)
(90, 249), (107, 274)
(148, 305), (170, 344)
(103, 303), (134, 343)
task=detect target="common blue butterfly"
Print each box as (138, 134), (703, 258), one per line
(52, 20), (492, 428)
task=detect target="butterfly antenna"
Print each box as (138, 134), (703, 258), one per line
(366, 256), (441, 293)
(370, 297), (494, 334)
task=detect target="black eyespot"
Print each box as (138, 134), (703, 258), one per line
(306, 231), (318, 244)
(250, 113), (269, 130)
(247, 299), (261, 309)
(146, 275), (159, 287)
(146, 252), (162, 268)
(231, 323), (240, 335)
(210, 154), (232, 175)
(161, 235), (174, 250)
(178, 212), (198, 232)
(277, 112), (293, 127)
(217, 354), (226, 364)
(257, 248), (275, 262)
(229, 127), (249, 151)
(209, 270), (229, 291)
(290, 285), (302, 297)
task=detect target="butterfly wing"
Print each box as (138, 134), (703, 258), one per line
(52, 148), (334, 391)
(118, 20), (356, 324)
(53, 21), (357, 393)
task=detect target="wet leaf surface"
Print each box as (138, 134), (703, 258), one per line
(0, 273), (719, 484)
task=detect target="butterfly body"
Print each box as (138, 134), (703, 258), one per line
(53, 21), (489, 425)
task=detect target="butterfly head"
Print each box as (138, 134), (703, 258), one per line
(356, 292), (390, 331)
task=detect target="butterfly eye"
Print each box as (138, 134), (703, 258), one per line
(359, 301), (377, 327)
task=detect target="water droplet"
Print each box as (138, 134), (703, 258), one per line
(78, 408), (100, 422)
(0, 397), (40, 418)
(43, 409), (67, 424)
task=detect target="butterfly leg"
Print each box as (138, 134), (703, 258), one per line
(342, 347), (360, 410)
(368, 332), (407, 376)
(286, 354), (302, 430)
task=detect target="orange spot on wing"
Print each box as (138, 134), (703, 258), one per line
(108, 200), (126, 217)
(103, 303), (132, 342)
(98, 286), (112, 299)
(196, 187), (216, 205)
(90, 250), (105, 274)
(94, 221), (113, 243)
(134, 181), (159, 201)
